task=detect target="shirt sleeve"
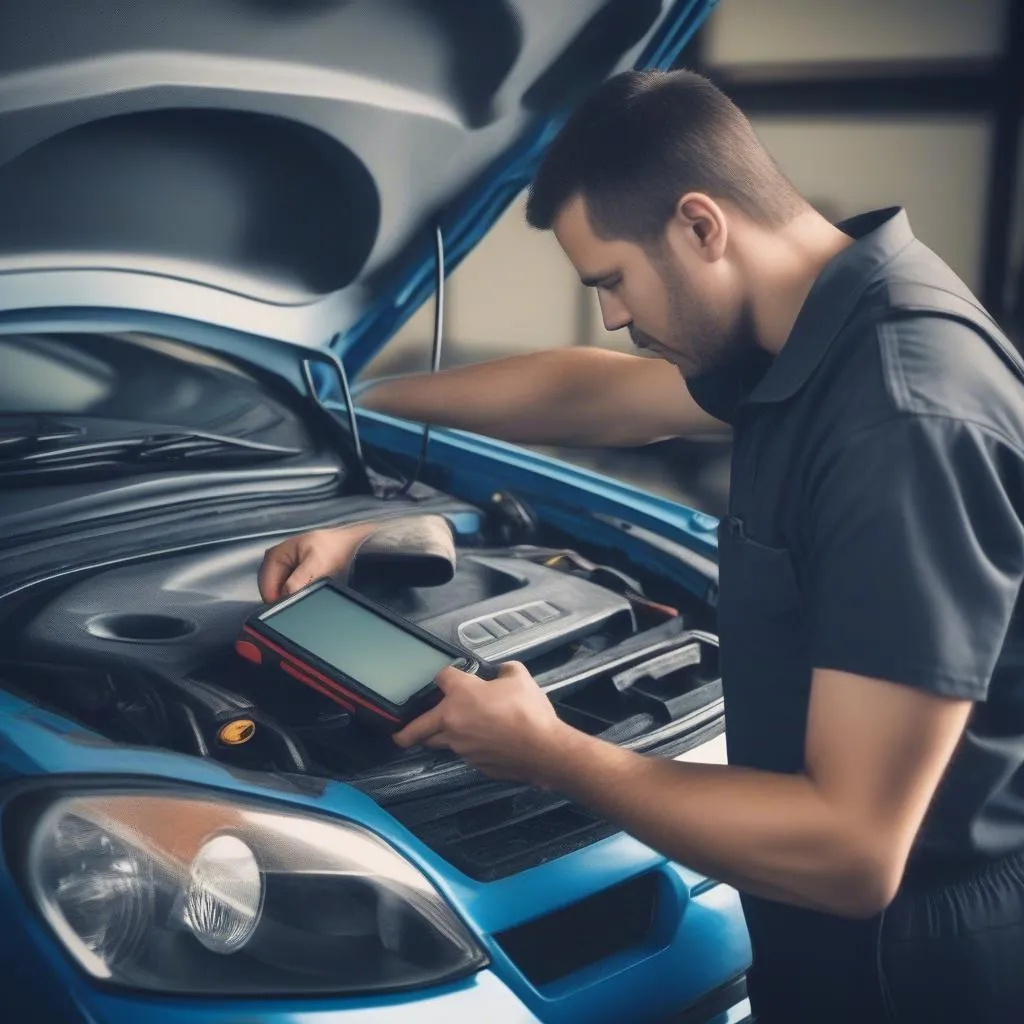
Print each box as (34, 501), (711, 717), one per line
(806, 414), (1024, 699)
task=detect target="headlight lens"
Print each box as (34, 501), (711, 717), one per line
(183, 835), (263, 954)
(18, 789), (487, 994)
(41, 812), (154, 969)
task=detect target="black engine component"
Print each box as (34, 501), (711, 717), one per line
(0, 657), (309, 773)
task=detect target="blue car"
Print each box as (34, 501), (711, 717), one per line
(0, 2), (752, 1021)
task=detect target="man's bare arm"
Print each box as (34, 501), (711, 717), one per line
(360, 348), (727, 447)
(394, 665), (971, 919)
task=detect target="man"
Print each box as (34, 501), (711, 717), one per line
(259, 70), (1024, 1021)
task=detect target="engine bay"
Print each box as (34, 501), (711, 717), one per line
(1, 497), (723, 879)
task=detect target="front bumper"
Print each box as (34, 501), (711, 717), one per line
(0, 962), (751, 1024)
(0, 691), (751, 1024)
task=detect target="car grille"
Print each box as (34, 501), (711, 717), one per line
(386, 708), (723, 881)
(389, 782), (620, 881)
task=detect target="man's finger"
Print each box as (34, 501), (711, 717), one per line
(435, 664), (478, 694)
(257, 545), (297, 602)
(281, 558), (327, 597)
(393, 703), (446, 748)
(423, 733), (451, 750)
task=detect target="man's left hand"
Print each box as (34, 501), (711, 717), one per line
(393, 661), (567, 785)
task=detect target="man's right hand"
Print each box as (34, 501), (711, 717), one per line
(257, 523), (378, 603)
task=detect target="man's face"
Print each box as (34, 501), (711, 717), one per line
(553, 195), (750, 377)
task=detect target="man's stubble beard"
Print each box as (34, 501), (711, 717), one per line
(645, 248), (757, 379)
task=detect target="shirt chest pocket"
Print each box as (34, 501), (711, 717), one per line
(716, 520), (812, 772)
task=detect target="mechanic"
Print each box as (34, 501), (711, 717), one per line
(259, 70), (1024, 1022)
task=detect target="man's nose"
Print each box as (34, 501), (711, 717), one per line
(597, 291), (631, 332)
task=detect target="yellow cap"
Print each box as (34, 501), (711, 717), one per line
(218, 719), (256, 746)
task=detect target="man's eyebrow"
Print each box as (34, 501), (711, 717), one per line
(579, 271), (618, 288)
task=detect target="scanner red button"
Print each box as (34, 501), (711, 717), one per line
(235, 639), (263, 665)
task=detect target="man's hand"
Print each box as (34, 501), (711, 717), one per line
(257, 523), (377, 602)
(393, 662), (569, 785)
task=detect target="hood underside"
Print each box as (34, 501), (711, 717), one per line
(0, 0), (713, 355)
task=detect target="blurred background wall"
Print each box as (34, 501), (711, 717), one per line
(361, 0), (1024, 517)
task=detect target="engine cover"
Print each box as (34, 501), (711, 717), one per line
(18, 539), (634, 679)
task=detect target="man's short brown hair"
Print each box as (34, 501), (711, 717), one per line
(526, 69), (807, 240)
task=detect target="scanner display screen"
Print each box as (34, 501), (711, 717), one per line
(262, 585), (456, 705)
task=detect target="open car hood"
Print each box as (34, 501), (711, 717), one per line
(0, 0), (715, 371)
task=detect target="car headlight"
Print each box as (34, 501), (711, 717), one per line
(13, 788), (487, 995)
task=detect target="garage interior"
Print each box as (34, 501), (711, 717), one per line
(363, 0), (1024, 519)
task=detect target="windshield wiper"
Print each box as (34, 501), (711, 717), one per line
(0, 422), (301, 482)
(0, 415), (83, 451)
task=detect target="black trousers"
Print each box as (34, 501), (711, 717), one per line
(743, 848), (1024, 1023)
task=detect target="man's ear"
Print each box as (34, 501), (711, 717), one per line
(669, 193), (728, 262)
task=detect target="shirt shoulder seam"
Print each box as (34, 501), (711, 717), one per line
(834, 407), (1024, 463)
(870, 320), (1024, 456)
(877, 319), (914, 412)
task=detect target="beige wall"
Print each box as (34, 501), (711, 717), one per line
(752, 116), (992, 290)
(362, 0), (1013, 380)
(362, 193), (582, 377)
(705, 0), (1007, 64)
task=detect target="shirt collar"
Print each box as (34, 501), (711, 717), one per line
(744, 206), (916, 404)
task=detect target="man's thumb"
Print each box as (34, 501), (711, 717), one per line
(435, 664), (474, 693)
(257, 547), (295, 602)
(282, 558), (325, 596)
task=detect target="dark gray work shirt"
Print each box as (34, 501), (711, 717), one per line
(688, 207), (1024, 867)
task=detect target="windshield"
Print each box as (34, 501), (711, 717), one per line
(0, 331), (312, 452)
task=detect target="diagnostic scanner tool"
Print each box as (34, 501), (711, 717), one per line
(237, 578), (480, 729)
